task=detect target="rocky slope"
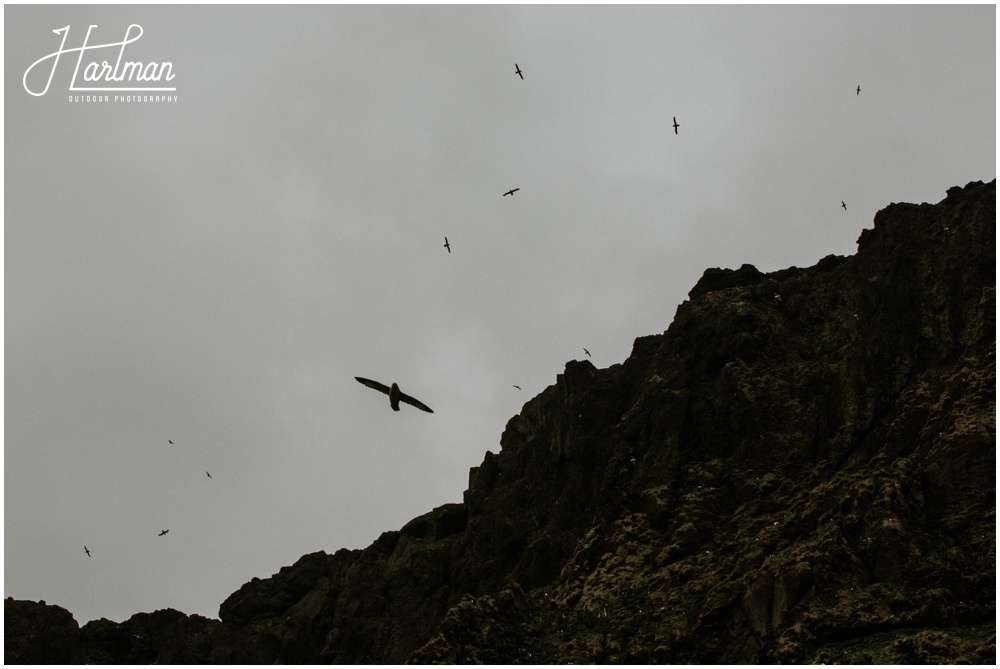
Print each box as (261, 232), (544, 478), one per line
(6, 179), (995, 664)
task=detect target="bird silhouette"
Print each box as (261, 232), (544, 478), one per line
(84, 546), (90, 557)
(355, 377), (433, 413)
(856, 85), (861, 95)
(168, 440), (173, 444)
(205, 471), (212, 479)
(841, 201), (847, 210)
(158, 529), (169, 536)
(444, 237), (451, 253)
(515, 63), (523, 80)
(583, 348), (591, 357)
(503, 188), (520, 197)
(672, 116), (679, 135)
(513, 385), (521, 390)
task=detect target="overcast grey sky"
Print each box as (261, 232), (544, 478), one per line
(5, 4), (995, 624)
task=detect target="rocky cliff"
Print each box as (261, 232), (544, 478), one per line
(6, 179), (995, 664)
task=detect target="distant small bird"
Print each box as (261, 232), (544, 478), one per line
(443, 237), (451, 253)
(841, 201), (847, 210)
(205, 471), (212, 479)
(513, 385), (521, 390)
(158, 530), (169, 536)
(583, 348), (591, 357)
(355, 377), (433, 413)
(168, 440), (174, 444)
(503, 188), (520, 197)
(84, 546), (91, 557)
(856, 85), (861, 95)
(515, 63), (523, 80)
(672, 116), (680, 135)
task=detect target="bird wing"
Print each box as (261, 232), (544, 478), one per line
(398, 390), (434, 413)
(355, 377), (392, 396)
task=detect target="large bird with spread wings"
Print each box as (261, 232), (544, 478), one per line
(355, 377), (434, 413)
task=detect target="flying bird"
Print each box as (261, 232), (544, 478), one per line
(443, 237), (451, 253)
(856, 85), (861, 95)
(168, 440), (173, 444)
(841, 201), (847, 210)
(583, 348), (591, 357)
(513, 385), (521, 390)
(206, 471), (212, 479)
(84, 546), (91, 557)
(672, 116), (680, 134)
(158, 530), (169, 536)
(355, 377), (433, 413)
(515, 63), (523, 80)
(503, 188), (520, 197)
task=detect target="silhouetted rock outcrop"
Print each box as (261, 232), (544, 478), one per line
(6, 179), (995, 663)
(4, 599), (80, 664)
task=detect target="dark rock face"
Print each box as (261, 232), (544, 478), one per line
(4, 599), (80, 664)
(688, 262), (768, 298)
(5, 180), (995, 664)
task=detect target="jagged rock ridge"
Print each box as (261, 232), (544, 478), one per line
(6, 179), (995, 664)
